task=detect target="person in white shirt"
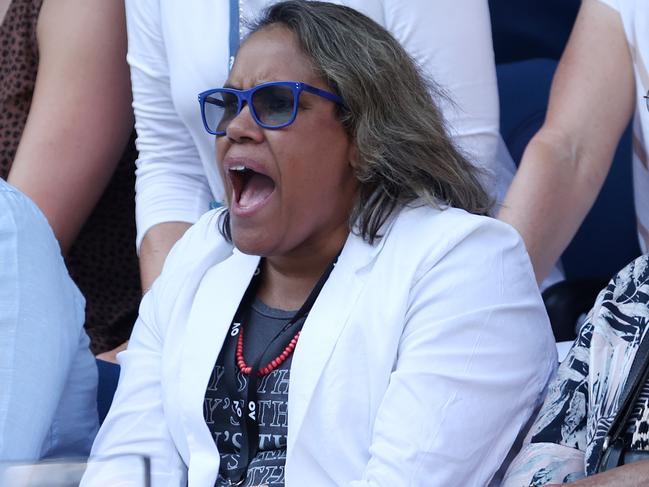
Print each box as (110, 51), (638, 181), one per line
(85, 3), (556, 485)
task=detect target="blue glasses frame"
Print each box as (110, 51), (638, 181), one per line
(198, 81), (345, 136)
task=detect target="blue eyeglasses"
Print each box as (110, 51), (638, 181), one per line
(198, 81), (345, 136)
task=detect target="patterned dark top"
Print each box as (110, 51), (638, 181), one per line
(205, 298), (300, 487)
(0, 0), (141, 352)
(502, 254), (649, 486)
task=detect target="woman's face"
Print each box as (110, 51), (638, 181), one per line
(216, 26), (358, 259)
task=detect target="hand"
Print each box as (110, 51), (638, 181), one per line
(96, 341), (129, 363)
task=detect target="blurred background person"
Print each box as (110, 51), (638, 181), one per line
(1, 0), (140, 359)
(498, 0), (648, 284)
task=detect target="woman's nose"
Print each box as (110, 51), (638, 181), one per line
(225, 102), (263, 142)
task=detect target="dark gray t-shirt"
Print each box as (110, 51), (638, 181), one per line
(204, 298), (303, 487)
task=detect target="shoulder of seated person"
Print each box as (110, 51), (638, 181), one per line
(160, 209), (233, 269)
(188, 208), (228, 239)
(0, 179), (31, 208)
(0, 179), (52, 233)
(380, 205), (531, 287)
(147, 209), (233, 305)
(393, 204), (522, 254)
(603, 254), (649, 301)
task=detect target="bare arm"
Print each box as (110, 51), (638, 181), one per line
(125, 0), (213, 291)
(97, 221), (189, 363)
(139, 222), (191, 291)
(498, 0), (635, 282)
(7, 0), (133, 254)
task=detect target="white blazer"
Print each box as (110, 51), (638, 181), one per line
(86, 205), (557, 487)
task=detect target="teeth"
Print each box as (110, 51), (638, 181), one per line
(230, 165), (247, 172)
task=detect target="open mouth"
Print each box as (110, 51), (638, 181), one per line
(229, 165), (276, 209)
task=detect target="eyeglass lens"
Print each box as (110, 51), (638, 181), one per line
(204, 85), (296, 134)
(204, 92), (238, 134)
(252, 85), (295, 126)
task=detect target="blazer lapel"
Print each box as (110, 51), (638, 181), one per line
(179, 249), (260, 485)
(175, 214), (397, 478)
(286, 232), (387, 459)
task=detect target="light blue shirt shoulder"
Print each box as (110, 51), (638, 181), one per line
(0, 179), (97, 460)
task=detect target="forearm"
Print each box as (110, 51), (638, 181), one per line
(498, 129), (608, 282)
(7, 0), (133, 254)
(8, 129), (132, 255)
(139, 221), (192, 291)
(498, 0), (635, 283)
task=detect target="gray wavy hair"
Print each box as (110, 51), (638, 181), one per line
(220, 0), (492, 244)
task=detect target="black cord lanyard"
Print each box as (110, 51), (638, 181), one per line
(228, 0), (240, 71)
(225, 255), (339, 485)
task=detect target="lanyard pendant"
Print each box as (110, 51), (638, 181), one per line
(225, 478), (245, 487)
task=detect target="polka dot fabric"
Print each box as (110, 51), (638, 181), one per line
(1, 0), (142, 353)
(0, 0), (39, 180)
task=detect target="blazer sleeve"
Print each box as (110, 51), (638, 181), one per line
(380, 0), (515, 203)
(82, 225), (217, 486)
(125, 0), (212, 251)
(82, 290), (186, 486)
(349, 219), (557, 486)
(83, 212), (229, 486)
(502, 294), (604, 485)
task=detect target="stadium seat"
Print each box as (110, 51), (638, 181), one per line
(96, 359), (120, 424)
(489, 0), (580, 64)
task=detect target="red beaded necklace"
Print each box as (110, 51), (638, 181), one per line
(235, 326), (301, 376)
(234, 255), (339, 378)
(227, 254), (339, 485)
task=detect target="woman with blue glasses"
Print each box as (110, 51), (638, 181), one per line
(85, 2), (555, 485)
(126, 0), (516, 339)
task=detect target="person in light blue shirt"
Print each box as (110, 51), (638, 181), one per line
(0, 179), (98, 460)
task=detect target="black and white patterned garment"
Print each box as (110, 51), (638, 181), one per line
(627, 383), (649, 450)
(502, 255), (649, 486)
